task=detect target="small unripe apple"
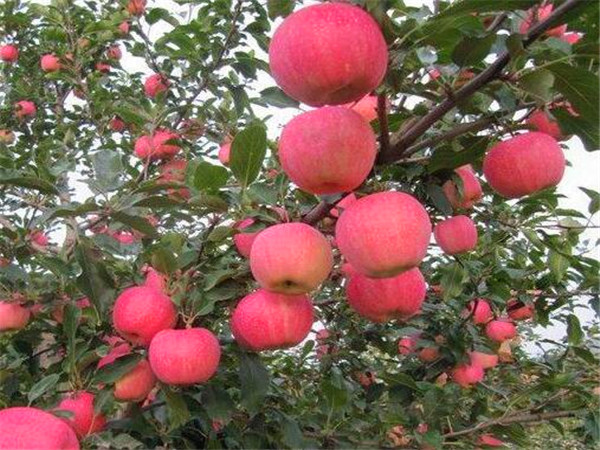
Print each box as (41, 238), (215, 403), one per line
(158, 158), (190, 199)
(0, 129), (15, 145)
(0, 407), (80, 449)
(118, 21), (130, 35)
(15, 100), (36, 119)
(144, 73), (169, 98)
(464, 298), (492, 325)
(345, 266), (426, 322)
(218, 142), (231, 165)
(112, 285), (177, 346)
(469, 351), (498, 370)
(231, 289), (314, 351)
(41, 54), (61, 72)
(418, 347), (440, 362)
(0, 301), (30, 331)
(57, 391), (106, 437)
(434, 215), (478, 255)
(507, 299), (534, 321)
(485, 318), (517, 342)
(148, 328), (221, 385)
(520, 4), (567, 38)
(269, 3), (388, 106)
(279, 107), (376, 195)
(451, 362), (484, 387)
(335, 191), (432, 278)
(233, 218), (259, 258)
(0, 44), (18, 62)
(398, 335), (418, 355)
(442, 165), (483, 210)
(107, 45), (122, 60)
(109, 117), (126, 132)
(483, 133), (565, 198)
(127, 0), (146, 16)
(250, 223), (333, 294)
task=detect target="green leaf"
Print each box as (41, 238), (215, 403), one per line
(580, 187), (600, 214)
(567, 314), (583, 345)
(258, 87), (299, 108)
(519, 69), (555, 102)
(194, 161), (229, 192)
(202, 386), (235, 421)
(426, 184), (453, 215)
(436, 0), (537, 18)
(133, 196), (181, 208)
(267, 0), (295, 20)
(63, 304), (81, 374)
(553, 109), (599, 152)
(164, 387), (191, 430)
(112, 212), (157, 238)
(440, 262), (468, 300)
(0, 176), (59, 195)
(75, 239), (115, 315)
(549, 250), (569, 282)
(150, 247), (178, 275)
(549, 63), (599, 126)
(92, 150), (123, 192)
(452, 34), (496, 67)
(238, 352), (270, 414)
(28, 374), (60, 404)
(146, 7), (179, 26)
(229, 124), (267, 188)
(94, 353), (142, 384)
(187, 194), (229, 212)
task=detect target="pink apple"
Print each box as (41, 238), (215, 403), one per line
(483, 132), (565, 198)
(109, 117), (126, 132)
(560, 32), (583, 44)
(112, 285), (177, 346)
(477, 434), (506, 447)
(507, 299), (534, 321)
(451, 362), (484, 387)
(143, 267), (167, 292)
(343, 94), (385, 122)
(233, 218), (259, 258)
(398, 335), (418, 355)
(118, 21), (130, 35)
(218, 142), (231, 165)
(464, 298), (493, 325)
(520, 4), (567, 38)
(41, 54), (61, 72)
(345, 266), (426, 322)
(250, 223), (333, 294)
(433, 215), (478, 255)
(57, 391), (106, 437)
(30, 230), (49, 247)
(0, 301), (30, 331)
(269, 2), (388, 106)
(279, 107), (376, 195)
(107, 45), (122, 60)
(0, 129), (15, 144)
(144, 73), (169, 98)
(469, 351), (498, 370)
(110, 230), (137, 245)
(158, 158), (190, 199)
(0, 44), (18, 62)
(148, 328), (221, 385)
(231, 289), (314, 351)
(15, 100), (36, 119)
(335, 191), (432, 278)
(330, 193), (357, 218)
(526, 110), (564, 140)
(485, 318), (517, 342)
(127, 0), (146, 16)
(442, 165), (483, 210)
(418, 347), (440, 362)
(134, 130), (180, 160)
(0, 407), (80, 449)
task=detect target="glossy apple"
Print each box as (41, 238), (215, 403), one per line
(144, 73), (169, 98)
(485, 318), (517, 342)
(0, 301), (30, 331)
(233, 218), (260, 258)
(560, 32), (583, 44)
(330, 193), (357, 218)
(343, 94), (386, 122)
(433, 215), (478, 255)
(0, 44), (18, 62)
(57, 391), (106, 437)
(442, 165), (483, 210)
(134, 130), (180, 160)
(41, 54), (61, 72)
(526, 110), (564, 140)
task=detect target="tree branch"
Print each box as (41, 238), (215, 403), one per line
(377, 93), (390, 156)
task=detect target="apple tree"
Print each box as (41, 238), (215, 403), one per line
(0, 0), (598, 448)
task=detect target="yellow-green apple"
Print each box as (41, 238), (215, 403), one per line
(464, 298), (492, 325)
(279, 107), (376, 195)
(469, 351), (498, 370)
(335, 191), (432, 278)
(507, 299), (534, 321)
(218, 142), (231, 165)
(0, 301), (30, 331)
(483, 132), (565, 198)
(250, 223), (333, 294)
(442, 165), (483, 210)
(41, 54), (61, 72)
(15, 100), (36, 119)
(57, 391), (106, 437)
(127, 0), (146, 16)
(485, 318), (517, 342)
(112, 286), (177, 346)
(269, 2), (388, 106)
(0, 44), (18, 62)
(451, 362), (484, 387)
(433, 215), (478, 255)
(231, 289), (314, 351)
(233, 218), (260, 258)
(144, 73), (169, 98)
(148, 328), (221, 385)
(345, 265), (426, 322)
(519, 3), (566, 37)
(0, 407), (79, 449)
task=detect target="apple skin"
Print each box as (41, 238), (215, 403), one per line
(483, 132), (565, 199)
(0, 44), (18, 62)
(143, 267), (167, 292)
(250, 223), (333, 295)
(269, 2), (388, 106)
(95, 62), (111, 73)
(30, 230), (49, 247)
(330, 193), (357, 218)
(451, 362), (484, 388)
(127, 0), (146, 16)
(345, 266), (426, 322)
(109, 117), (126, 132)
(335, 191), (432, 278)
(112, 286), (177, 346)
(144, 73), (169, 98)
(343, 94), (386, 123)
(57, 391), (106, 437)
(477, 434), (506, 447)
(519, 4), (567, 38)
(465, 298), (493, 325)
(15, 100), (36, 119)
(218, 142), (231, 165)
(526, 110), (564, 141)
(148, 328), (221, 385)
(469, 351), (498, 370)
(41, 54), (61, 72)
(507, 299), (534, 321)
(433, 215), (478, 255)
(233, 218), (259, 258)
(0, 301), (30, 331)
(485, 318), (517, 342)
(560, 32), (583, 44)
(442, 165), (483, 210)
(0, 407), (80, 449)
(279, 107), (376, 195)
(231, 289), (314, 351)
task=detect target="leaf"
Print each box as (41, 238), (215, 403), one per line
(28, 374), (60, 404)
(229, 124), (267, 188)
(258, 86), (299, 108)
(267, 0), (295, 20)
(549, 63), (599, 126)
(194, 161), (229, 192)
(567, 314), (583, 345)
(63, 304), (81, 374)
(553, 109), (599, 152)
(75, 239), (115, 315)
(164, 387), (190, 430)
(94, 353), (142, 384)
(132, 196), (181, 208)
(426, 184), (453, 215)
(92, 150), (123, 192)
(452, 34), (496, 67)
(580, 187), (600, 214)
(202, 386), (235, 421)
(519, 69), (555, 102)
(440, 262), (468, 300)
(436, 0), (537, 18)
(0, 176), (59, 195)
(280, 415), (305, 449)
(150, 247), (177, 275)
(111, 212), (157, 238)
(549, 250), (569, 282)
(238, 352), (270, 414)
(146, 7), (179, 26)
(187, 194), (229, 212)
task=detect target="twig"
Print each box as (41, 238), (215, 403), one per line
(377, 94), (390, 156)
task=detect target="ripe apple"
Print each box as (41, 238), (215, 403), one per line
(118, 21), (130, 35)
(0, 44), (18, 62)
(110, 230), (137, 245)
(158, 158), (190, 199)
(433, 215), (478, 255)
(109, 117), (126, 132)
(107, 45), (122, 60)
(519, 4), (567, 38)
(218, 142), (231, 165)
(134, 130), (180, 160)
(485, 318), (517, 342)
(250, 223), (333, 294)
(483, 132), (565, 198)
(0, 129), (15, 145)
(464, 298), (492, 325)
(269, 2), (388, 106)
(144, 73), (169, 98)
(279, 107), (376, 195)
(231, 289), (314, 351)
(442, 165), (483, 210)
(330, 193), (357, 218)
(345, 266), (426, 322)
(335, 191), (432, 278)
(0, 407), (80, 449)
(451, 362), (484, 387)
(15, 100), (36, 119)
(148, 328), (221, 385)
(41, 54), (61, 72)
(0, 301), (30, 331)
(560, 32), (583, 44)
(143, 266), (167, 292)
(469, 351), (498, 369)
(418, 347), (440, 362)
(57, 391), (106, 437)
(507, 299), (534, 321)
(233, 218), (260, 258)
(398, 335), (418, 355)
(526, 110), (564, 140)
(477, 434), (505, 447)
(127, 0), (146, 16)
(112, 285), (177, 346)
(343, 94), (386, 122)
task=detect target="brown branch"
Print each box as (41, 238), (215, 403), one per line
(377, 94), (390, 156)
(302, 201), (334, 226)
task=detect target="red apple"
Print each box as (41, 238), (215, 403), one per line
(520, 3), (567, 38)
(330, 193), (357, 218)
(15, 100), (36, 119)
(335, 191), (432, 278)
(112, 285), (177, 346)
(148, 328), (221, 385)
(127, 0), (146, 16)
(451, 362), (484, 387)
(218, 142), (231, 165)
(433, 215), (478, 255)
(0, 44), (18, 62)
(345, 266), (426, 322)
(110, 230), (137, 245)
(41, 54), (61, 72)
(144, 73), (169, 98)
(158, 158), (190, 199)
(343, 94), (385, 122)
(233, 218), (259, 258)
(269, 2), (388, 106)
(398, 335), (418, 355)
(418, 347), (440, 362)
(250, 223), (333, 294)
(134, 130), (180, 160)
(507, 299), (534, 321)
(109, 117), (125, 132)
(560, 32), (583, 44)
(464, 298), (493, 325)
(107, 45), (122, 60)
(279, 107), (376, 195)
(526, 110), (564, 140)
(485, 318), (517, 342)
(57, 391), (106, 437)
(0, 407), (79, 449)
(477, 434), (506, 447)
(143, 267), (167, 292)
(30, 230), (49, 247)
(231, 289), (314, 351)
(483, 132), (565, 198)
(0, 129), (15, 145)
(118, 21), (130, 35)
(442, 165), (483, 210)
(0, 301), (30, 331)
(469, 351), (498, 370)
